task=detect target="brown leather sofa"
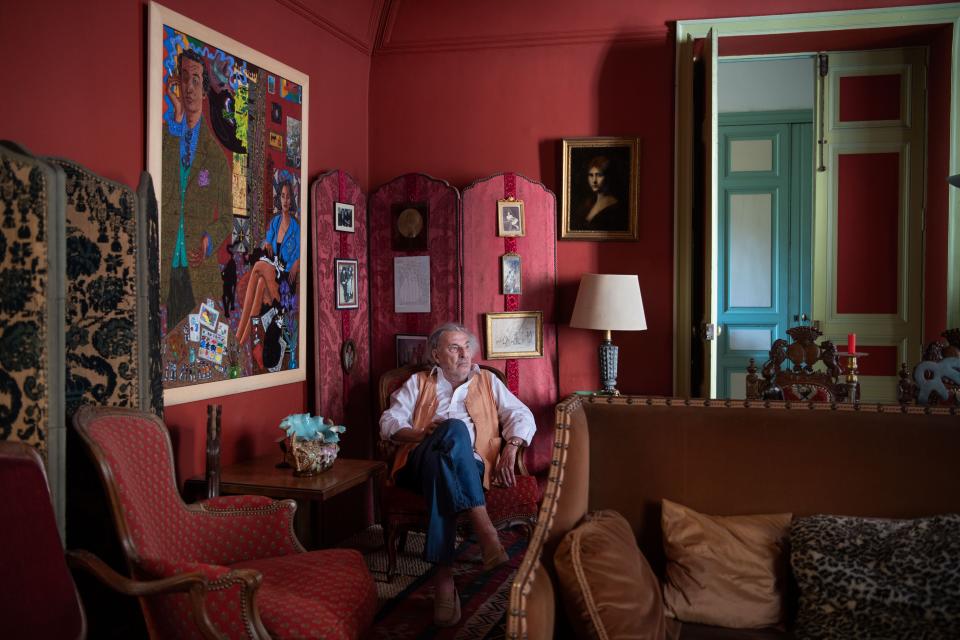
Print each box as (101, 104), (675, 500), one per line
(507, 395), (960, 639)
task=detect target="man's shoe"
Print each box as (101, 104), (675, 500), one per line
(482, 544), (509, 572)
(434, 587), (461, 627)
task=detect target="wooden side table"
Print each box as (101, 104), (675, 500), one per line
(184, 455), (386, 548)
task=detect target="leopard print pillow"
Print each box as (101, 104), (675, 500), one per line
(790, 513), (960, 639)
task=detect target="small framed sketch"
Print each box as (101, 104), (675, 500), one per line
(334, 202), (355, 233)
(396, 334), (428, 367)
(501, 253), (522, 295)
(394, 255), (431, 313)
(335, 258), (359, 309)
(497, 199), (525, 237)
(484, 311), (543, 359)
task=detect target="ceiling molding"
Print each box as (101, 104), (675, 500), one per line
(375, 25), (668, 55)
(374, 0), (401, 53)
(273, 0), (373, 54)
(367, 0), (391, 50)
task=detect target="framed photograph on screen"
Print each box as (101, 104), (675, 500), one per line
(148, 1), (309, 405)
(484, 311), (543, 359)
(396, 334), (428, 367)
(500, 253), (522, 295)
(561, 137), (640, 241)
(334, 202), (355, 232)
(497, 199), (525, 237)
(335, 259), (359, 309)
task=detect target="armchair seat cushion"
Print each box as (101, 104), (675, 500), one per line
(233, 549), (377, 640)
(484, 474), (540, 521)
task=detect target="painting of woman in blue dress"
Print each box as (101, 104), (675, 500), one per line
(237, 171), (300, 347)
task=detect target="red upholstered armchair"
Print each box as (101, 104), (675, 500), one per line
(73, 406), (378, 640)
(0, 440), (225, 640)
(377, 364), (539, 582)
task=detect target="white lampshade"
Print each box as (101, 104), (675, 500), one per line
(570, 274), (647, 331)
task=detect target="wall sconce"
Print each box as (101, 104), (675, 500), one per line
(570, 273), (647, 395)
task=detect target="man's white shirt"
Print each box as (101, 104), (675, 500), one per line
(379, 365), (536, 459)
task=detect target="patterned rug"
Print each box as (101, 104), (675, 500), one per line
(341, 526), (527, 639)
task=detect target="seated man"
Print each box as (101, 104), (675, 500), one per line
(379, 322), (536, 627)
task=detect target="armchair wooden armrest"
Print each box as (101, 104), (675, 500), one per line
(66, 549), (224, 640)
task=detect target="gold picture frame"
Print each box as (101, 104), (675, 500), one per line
(484, 311), (543, 359)
(560, 137), (640, 241)
(497, 198), (525, 237)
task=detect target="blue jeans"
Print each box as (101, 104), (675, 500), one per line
(396, 419), (486, 564)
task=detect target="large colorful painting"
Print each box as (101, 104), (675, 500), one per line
(148, 3), (309, 404)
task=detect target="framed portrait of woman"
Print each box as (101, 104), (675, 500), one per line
(560, 137), (640, 240)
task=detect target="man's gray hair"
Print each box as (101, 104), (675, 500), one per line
(428, 322), (478, 361)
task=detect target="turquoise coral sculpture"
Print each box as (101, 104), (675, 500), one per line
(279, 413), (346, 444)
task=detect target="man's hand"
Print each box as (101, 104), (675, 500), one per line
(166, 77), (184, 123)
(390, 423), (436, 444)
(187, 236), (211, 267)
(494, 444), (518, 487)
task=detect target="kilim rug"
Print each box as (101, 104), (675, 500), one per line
(341, 525), (527, 639)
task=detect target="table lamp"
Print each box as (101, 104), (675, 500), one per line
(570, 274), (647, 395)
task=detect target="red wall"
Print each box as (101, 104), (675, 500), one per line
(369, 0), (953, 396)
(1, 0), (953, 483)
(0, 0), (370, 484)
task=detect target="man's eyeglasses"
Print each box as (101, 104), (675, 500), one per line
(443, 343), (471, 355)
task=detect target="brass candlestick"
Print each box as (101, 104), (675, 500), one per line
(840, 351), (867, 403)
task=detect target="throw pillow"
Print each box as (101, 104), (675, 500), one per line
(555, 509), (667, 640)
(661, 499), (792, 629)
(791, 513), (960, 639)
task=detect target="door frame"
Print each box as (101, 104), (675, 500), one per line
(673, 3), (960, 397)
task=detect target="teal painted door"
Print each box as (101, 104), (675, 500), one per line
(717, 113), (812, 398)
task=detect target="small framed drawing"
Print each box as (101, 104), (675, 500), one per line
(501, 253), (522, 295)
(484, 311), (543, 359)
(396, 334), (428, 367)
(561, 137), (640, 240)
(497, 199), (525, 237)
(335, 258), (359, 309)
(334, 202), (355, 233)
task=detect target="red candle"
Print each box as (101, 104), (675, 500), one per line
(847, 333), (856, 355)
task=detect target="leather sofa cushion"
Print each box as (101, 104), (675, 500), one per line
(662, 499), (791, 630)
(555, 510), (667, 640)
(790, 513), (960, 639)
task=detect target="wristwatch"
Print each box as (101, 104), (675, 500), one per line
(506, 438), (523, 448)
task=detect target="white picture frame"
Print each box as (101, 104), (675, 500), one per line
(334, 202), (355, 233)
(394, 255), (431, 313)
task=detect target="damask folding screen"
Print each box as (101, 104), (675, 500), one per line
(461, 173), (558, 475)
(368, 174), (461, 386)
(311, 170), (370, 459)
(0, 143), (65, 518)
(0, 141), (162, 535)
